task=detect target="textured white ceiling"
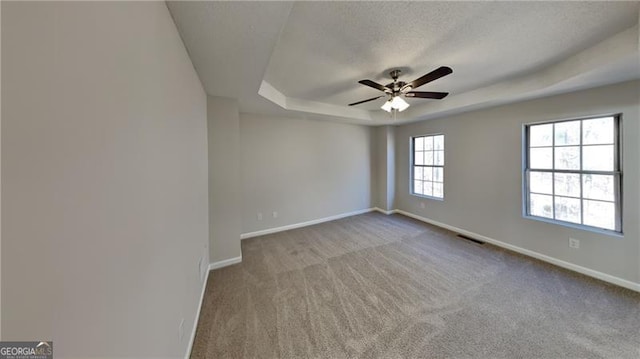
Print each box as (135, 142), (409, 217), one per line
(168, 1), (640, 125)
(166, 1), (295, 115)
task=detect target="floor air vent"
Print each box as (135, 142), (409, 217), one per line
(457, 234), (484, 245)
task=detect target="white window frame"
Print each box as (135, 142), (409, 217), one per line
(523, 114), (622, 235)
(411, 134), (445, 200)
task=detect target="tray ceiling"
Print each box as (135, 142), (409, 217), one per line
(168, 1), (640, 125)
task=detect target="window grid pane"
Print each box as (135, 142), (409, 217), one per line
(412, 134), (444, 199)
(525, 116), (621, 233)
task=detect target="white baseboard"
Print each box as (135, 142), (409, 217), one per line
(209, 256), (242, 270)
(374, 207), (397, 215)
(396, 209), (640, 293)
(185, 255), (242, 358)
(185, 262), (211, 359)
(240, 208), (376, 240)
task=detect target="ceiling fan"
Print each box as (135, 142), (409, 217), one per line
(349, 66), (452, 112)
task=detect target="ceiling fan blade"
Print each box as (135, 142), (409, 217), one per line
(406, 66), (453, 90)
(348, 96), (384, 106)
(358, 79), (389, 92)
(405, 91), (449, 99)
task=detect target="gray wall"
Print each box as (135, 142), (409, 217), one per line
(373, 126), (396, 211)
(373, 126), (386, 209)
(208, 96), (242, 263)
(1, 2), (209, 357)
(240, 114), (374, 234)
(385, 126), (396, 211)
(394, 80), (640, 284)
(0, 0), (3, 339)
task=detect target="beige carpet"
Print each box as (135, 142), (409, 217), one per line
(191, 212), (640, 358)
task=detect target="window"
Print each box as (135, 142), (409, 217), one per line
(524, 115), (621, 233)
(412, 134), (444, 199)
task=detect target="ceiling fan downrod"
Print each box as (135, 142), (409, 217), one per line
(389, 69), (401, 81)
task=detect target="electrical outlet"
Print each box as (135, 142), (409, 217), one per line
(178, 318), (185, 342)
(569, 237), (580, 249)
(257, 212), (263, 221)
(272, 211), (278, 218)
(420, 202), (425, 209)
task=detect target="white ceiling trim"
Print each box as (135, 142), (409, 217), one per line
(259, 24), (639, 125)
(259, 80), (376, 122)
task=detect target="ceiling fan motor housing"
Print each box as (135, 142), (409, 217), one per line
(387, 70), (408, 93)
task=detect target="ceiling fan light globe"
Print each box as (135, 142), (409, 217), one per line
(390, 96), (410, 111)
(381, 100), (393, 112)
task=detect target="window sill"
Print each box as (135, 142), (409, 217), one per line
(411, 193), (444, 201)
(523, 215), (623, 238)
